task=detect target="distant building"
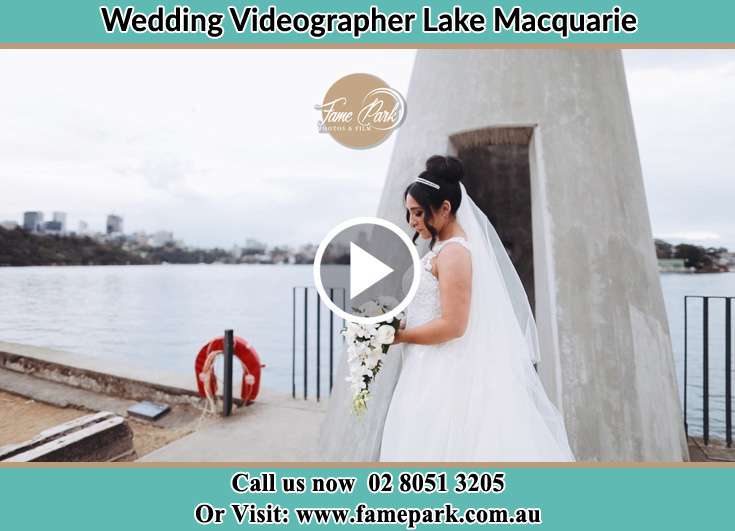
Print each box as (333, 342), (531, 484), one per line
(240, 252), (273, 264)
(715, 254), (734, 269)
(151, 230), (174, 247)
(52, 211), (67, 233)
(129, 231), (150, 246)
(78, 220), (89, 234)
(42, 221), (63, 234)
(23, 211), (44, 232)
(106, 214), (123, 235)
(244, 238), (267, 254)
(0, 221), (18, 230)
(658, 258), (690, 273)
(269, 246), (292, 265)
(295, 243), (317, 264)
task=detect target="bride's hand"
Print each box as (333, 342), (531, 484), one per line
(393, 329), (404, 345)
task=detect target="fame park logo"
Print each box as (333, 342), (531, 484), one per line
(315, 73), (407, 149)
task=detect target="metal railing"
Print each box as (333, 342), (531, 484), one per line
(291, 286), (346, 401)
(684, 295), (734, 446)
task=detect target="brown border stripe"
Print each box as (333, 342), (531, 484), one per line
(2, 461), (735, 468)
(0, 38), (730, 468)
(1, 43), (735, 49)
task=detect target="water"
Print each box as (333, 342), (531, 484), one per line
(0, 265), (328, 395)
(1, 265), (733, 439)
(660, 272), (735, 440)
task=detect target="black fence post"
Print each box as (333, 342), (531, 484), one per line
(292, 287), (296, 399)
(303, 287), (308, 400)
(223, 329), (234, 417)
(703, 297), (710, 446)
(290, 285), (344, 401)
(726, 297), (732, 448)
(316, 291), (321, 402)
(684, 296), (688, 435)
(682, 294), (735, 447)
(329, 287), (334, 393)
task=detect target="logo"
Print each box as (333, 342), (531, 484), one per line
(313, 217), (421, 325)
(315, 73), (407, 149)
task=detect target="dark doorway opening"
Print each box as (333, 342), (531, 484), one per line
(451, 127), (535, 312)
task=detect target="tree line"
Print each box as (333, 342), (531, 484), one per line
(0, 227), (232, 267)
(655, 239), (730, 272)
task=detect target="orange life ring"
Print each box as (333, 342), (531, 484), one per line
(194, 336), (264, 403)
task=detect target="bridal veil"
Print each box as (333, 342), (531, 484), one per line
(319, 184), (574, 461)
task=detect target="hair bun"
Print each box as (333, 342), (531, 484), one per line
(425, 155), (463, 183)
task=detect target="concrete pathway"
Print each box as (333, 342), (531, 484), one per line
(141, 388), (327, 461)
(0, 341), (329, 461)
(0, 367), (200, 430)
(687, 436), (735, 462)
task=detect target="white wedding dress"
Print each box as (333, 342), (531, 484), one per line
(380, 236), (574, 461)
(319, 184), (574, 462)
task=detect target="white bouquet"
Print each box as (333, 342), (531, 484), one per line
(343, 296), (403, 415)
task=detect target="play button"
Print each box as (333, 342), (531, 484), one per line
(313, 217), (421, 325)
(349, 242), (394, 299)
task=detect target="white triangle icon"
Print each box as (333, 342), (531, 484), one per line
(350, 242), (394, 300)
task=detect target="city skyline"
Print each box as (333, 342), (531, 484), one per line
(1, 50), (734, 248)
(4, 209), (319, 251)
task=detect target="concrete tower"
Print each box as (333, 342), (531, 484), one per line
(371, 50), (687, 461)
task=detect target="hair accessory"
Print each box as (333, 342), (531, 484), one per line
(415, 177), (440, 190)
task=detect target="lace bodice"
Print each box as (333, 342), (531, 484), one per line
(405, 237), (471, 328)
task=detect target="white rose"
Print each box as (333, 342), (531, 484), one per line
(347, 342), (369, 361)
(369, 333), (385, 349)
(376, 324), (396, 345)
(358, 301), (382, 317)
(365, 347), (383, 370)
(357, 341), (373, 359)
(346, 321), (368, 341)
(360, 364), (373, 378)
(346, 344), (358, 360)
(348, 357), (363, 375)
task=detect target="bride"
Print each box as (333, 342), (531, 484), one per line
(320, 155), (574, 462)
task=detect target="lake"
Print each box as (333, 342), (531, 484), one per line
(0, 265), (320, 395)
(660, 272), (735, 440)
(0, 265), (733, 439)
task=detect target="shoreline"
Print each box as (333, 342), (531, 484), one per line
(0, 340), (199, 396)
(0, 341), (326, 462)
(0, 262), (313, 268)
(0, 340), (298, 406)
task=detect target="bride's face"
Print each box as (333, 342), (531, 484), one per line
(405, 193), (434, 240)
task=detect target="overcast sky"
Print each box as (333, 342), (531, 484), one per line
(0, 49), (733, 249)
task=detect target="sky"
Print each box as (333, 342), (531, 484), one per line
(623, 50), (735, 249)
(0, 49), (733, 249)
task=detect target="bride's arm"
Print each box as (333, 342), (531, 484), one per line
(394, 244), (472, 345)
